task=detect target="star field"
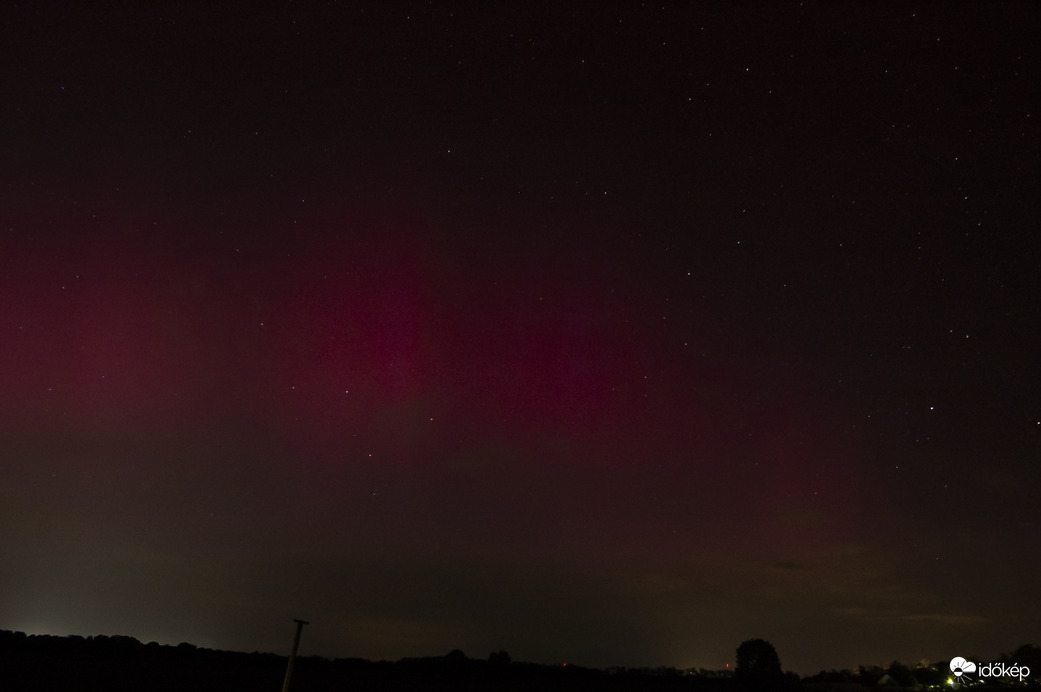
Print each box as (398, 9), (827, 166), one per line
(1, 2), (1039, 675)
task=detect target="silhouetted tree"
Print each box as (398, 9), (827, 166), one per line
(858, 664), (885, 685)
(1004, 644), (1041, 676)
(488, 649), (511, 667)
(737, 639), (781, 677)
(913, 664), (945, 688)
(444, 648), (467, 664)
(886, 660), (917, 687)
(736, 639), (784, 690)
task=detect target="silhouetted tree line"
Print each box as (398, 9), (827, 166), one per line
(1, 630), (1037, 692)
(803, 644), (1041, 691)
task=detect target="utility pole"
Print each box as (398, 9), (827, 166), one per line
(280, 619), (309, 692)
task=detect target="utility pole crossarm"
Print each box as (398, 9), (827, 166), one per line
(280, 619), (309, 692)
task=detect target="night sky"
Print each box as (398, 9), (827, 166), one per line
(2, 2), (1039, 675)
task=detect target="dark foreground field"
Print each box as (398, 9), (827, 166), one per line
(0, 630), (744, 692)
(3, 630), (1038, 691)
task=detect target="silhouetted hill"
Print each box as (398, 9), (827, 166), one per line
(0, 630), (736, 692)
(3, 630), (1037, 691)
